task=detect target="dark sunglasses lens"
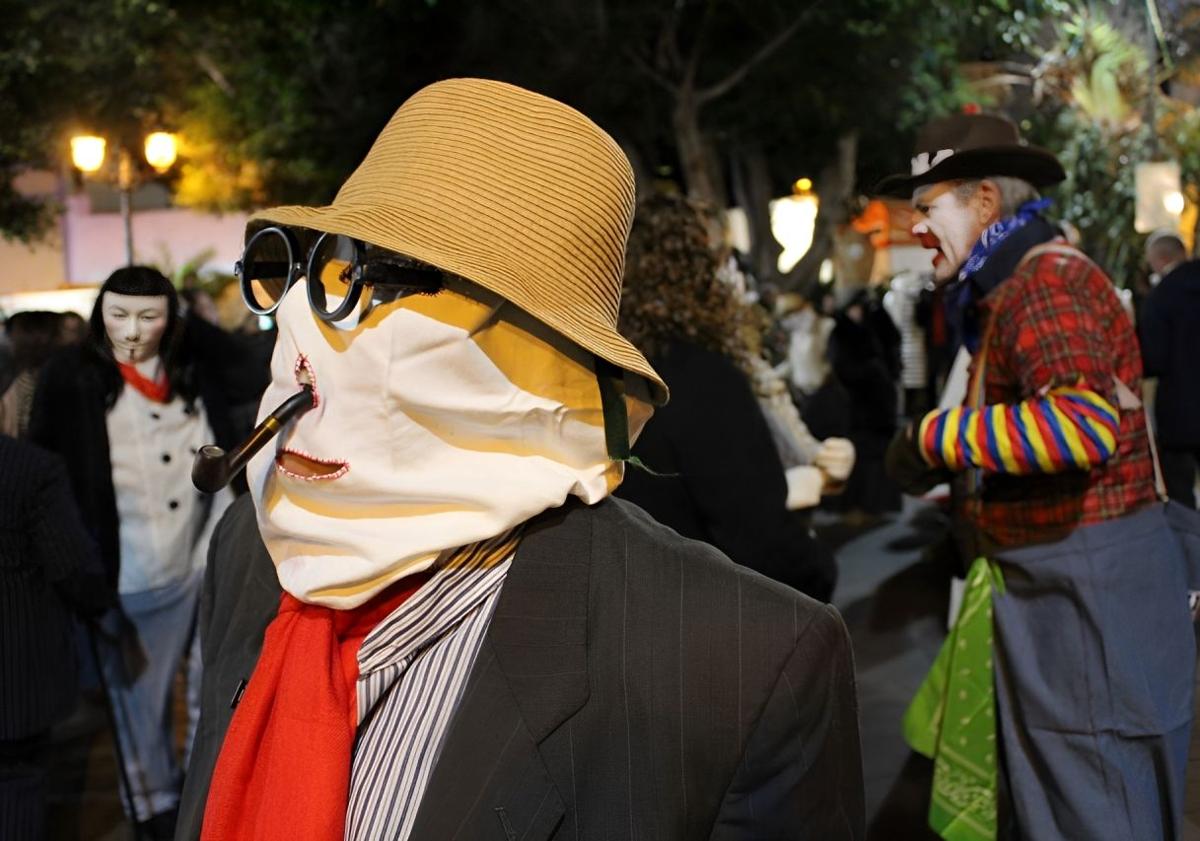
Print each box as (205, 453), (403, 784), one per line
(239, 228), (296, 313)
(307, 234), (361, 321)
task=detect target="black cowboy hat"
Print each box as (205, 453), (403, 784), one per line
(875, 113), (1066, 197)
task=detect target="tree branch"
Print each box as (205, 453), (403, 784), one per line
(661, 3), (684, 74)
(682, 0), (718, 91)
(625, 46), (679, 95)
(195, 51), (234, 96)
(696, 2), (816, 105)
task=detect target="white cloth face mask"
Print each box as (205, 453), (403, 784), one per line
(248, 273), (652, 608)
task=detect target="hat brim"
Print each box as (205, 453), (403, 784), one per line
(246, 208), (670, 406)
(874, 145), (1066, 198)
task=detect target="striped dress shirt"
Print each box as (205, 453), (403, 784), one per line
(344, 534), (515, 841)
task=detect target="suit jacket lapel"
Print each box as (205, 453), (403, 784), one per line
(409, 501), (592, 839)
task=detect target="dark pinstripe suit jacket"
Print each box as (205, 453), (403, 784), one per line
(178, 494), (864, 840)
(0, 435), (108, 740)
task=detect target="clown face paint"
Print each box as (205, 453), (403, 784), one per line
(102, 292), (170, 363)
(247, 274), (653, 608)
(911, 182), (990, 284)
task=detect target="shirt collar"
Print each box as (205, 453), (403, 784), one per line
(357, 530), (518, 677)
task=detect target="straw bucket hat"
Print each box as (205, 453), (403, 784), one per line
(247, 77), (667, 404)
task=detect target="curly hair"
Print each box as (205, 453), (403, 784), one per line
(619, 192), (758, 372)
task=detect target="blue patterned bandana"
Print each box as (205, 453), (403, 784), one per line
(958, 198), (1052, 283)
(946, 198), (1054, 353)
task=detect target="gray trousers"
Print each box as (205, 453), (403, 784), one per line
(101, 569), (203, 821)
(992, 504), (1196, 840)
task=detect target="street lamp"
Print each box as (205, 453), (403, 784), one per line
(144, 132), (178, 172)
(70, 130), (178, 266)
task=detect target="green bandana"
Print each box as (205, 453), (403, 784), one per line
(903, 556), (1005, 841)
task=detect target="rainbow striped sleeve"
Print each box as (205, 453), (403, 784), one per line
(917, 387), (1120, 474)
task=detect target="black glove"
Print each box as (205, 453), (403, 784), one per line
(885, 424), (952, 495)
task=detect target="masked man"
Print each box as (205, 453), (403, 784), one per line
(882, 113), (1197, 841)
(177, 79), (864, 840)
(29, 267), (236, 839)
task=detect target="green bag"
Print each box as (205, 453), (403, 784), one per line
(903, 556), (1005, 841)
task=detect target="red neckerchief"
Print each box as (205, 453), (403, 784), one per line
(200, 571), (433, 840)
(117, 362), (170, 403)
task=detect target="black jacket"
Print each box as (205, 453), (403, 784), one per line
(178, 494), (865, 840)
(1140, 259), (1200, 448)
(0, 435), (108, 739)
(828, 312), (898, 440)
(618, 341), (837, 600)
(27, 320), (240, 589)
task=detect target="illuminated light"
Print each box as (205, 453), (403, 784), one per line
(70, 136), (106, 173)
(1135, 161), (1183, 232)
(794, 177), (813, 193)
(1163, 190), (1185, 215)
(723, 207), (752, 254)
(819, 258), (835, 284)
(144, 132), (178, 172)
(771, 192), (819, 273)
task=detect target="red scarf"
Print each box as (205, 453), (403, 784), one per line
(117, 362), (170, 403)
(200, 572), (432, 840)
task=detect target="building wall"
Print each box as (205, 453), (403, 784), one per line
(62, 192), (249, 284)
(0, 171), (68, 294)
(0, 171), (250, 305)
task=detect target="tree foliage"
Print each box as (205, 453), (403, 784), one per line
(1023, 1), (1200, 285)
(0, 0), (185, 241)
(0, 0), (1166, 283)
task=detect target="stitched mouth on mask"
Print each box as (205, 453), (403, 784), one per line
(276, 448), (348, 481)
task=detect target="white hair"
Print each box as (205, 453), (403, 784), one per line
(1146, 228), (1186, 261)
(953, 177), (1040, 217)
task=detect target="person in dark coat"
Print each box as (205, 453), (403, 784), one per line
(28, 297), (239, 591)
(0, 311), (65, 439)
(27, 268), (240, 839)
(616, 192), (843, 601)
(1140, 229), (1200, 506)
(826, 289), (902, 516)
(0, 434), (109, 840)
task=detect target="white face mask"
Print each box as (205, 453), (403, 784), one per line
(102, 292), (170, 363)
(248, 274), (652, 608)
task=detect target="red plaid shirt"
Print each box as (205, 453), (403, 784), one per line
(955, 242), (1157, 551)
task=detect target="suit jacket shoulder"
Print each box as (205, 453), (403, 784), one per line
(474, 495), (863, 839)
(592, 494), (830, 635)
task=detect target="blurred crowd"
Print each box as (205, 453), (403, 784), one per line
(0, 275), (271, 839)
(1, 176), (1199, 840)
